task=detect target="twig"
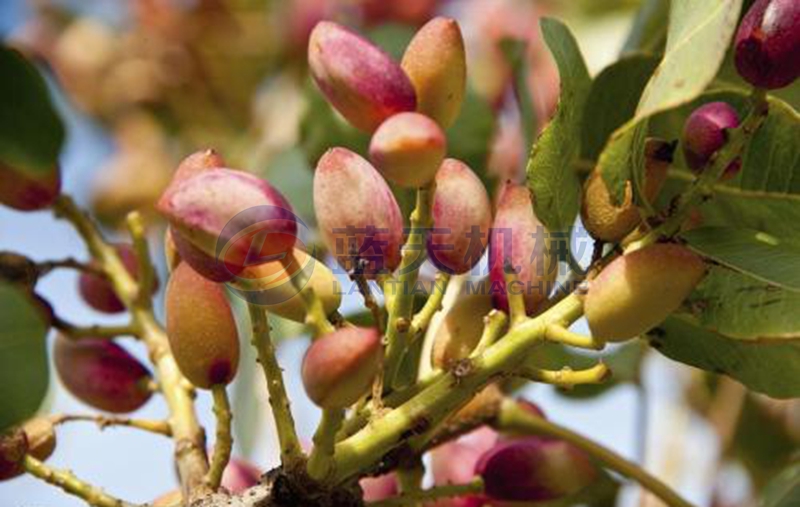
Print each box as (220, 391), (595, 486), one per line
(366, 479), (484, 507)
(53, 317), (138, 340)
(24, 455), (138, 507)
(126, 212), (156, 309)
(496, 400), (697, 507)
(280, 254), (335, 337)
(544, 324), (604, 350)
(351, 257), (385, 331)
(50, 414), (172, 436)
(408, 272), (450, 341)
(503, 262), (527, 327)
(307, 409), (345, 483)
(248, 303), (304, 470)
(517, 362), (610, 388)
(205, 385), (233, 490)
(37, 257), (102, 276)
(471, 310), (509, 357)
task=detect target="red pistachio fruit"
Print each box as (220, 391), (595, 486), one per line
(682, 102), (742, 178)
(165, 262), (240, 389)
(0, 162), (61, 212)
(54, 334), (153, 413)
(360, 473), (398, 502)
(489, 182), (556, 315)
(156, 168), (297, 275)
(172, 149), (226, 184)
(427, 159), (492, 274)
(314, 147), (403, 276)
(78, 243), (156, 313)
(359, 0), (440, 27)
(221, 457), (261, 493)
(475, 436), (598, 503)
(369, 112), (446, 188)
(308, 21), (416, 132)
(301, 326), (382, 409)
(734, 0), (800, 89)
(430, 426), (498, 507)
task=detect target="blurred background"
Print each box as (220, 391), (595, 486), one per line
(0, 1), (796, 506)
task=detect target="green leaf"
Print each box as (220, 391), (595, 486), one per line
(0, 45), (65, 176)
(525, 18), (591, 233)
(598, 0), (743, 201)
(682, 227), (800, 292)
(621, 0), (669, 55)
(581, 53), (660, 161)
(637, 0), (743, 118)
(761, 461), (800, 507)
(649, 316), (800, 398)
(688, 267), (800, 339)
(597, 117), (649, 205)
(500, 38), (537, 148)
(0, 282), (50, 431)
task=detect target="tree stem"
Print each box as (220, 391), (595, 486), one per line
(247, 303), (304, 470)
(205, 385), (233, 490)
(496, 399), (697, 507)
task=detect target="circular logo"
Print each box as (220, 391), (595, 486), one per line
(215, 205), (317, 307)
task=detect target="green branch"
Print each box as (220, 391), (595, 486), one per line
(495, 400), (697, 507)
(126, 212), (156, 309)
(248, 303), (304, 470)
(205, 386), (233, 490)
(24, 455), (138, 507)
(383, 185), (434, 389)
(53, 197), (210, 498)
(307, 408), (345, 483)
(331, 294), (583, 482)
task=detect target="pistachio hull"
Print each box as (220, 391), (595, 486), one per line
(165, 262), (240, 388)
(584, 243), (706, 342)
(427, 159), (492, 274)
(314, 148), (403, 276)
